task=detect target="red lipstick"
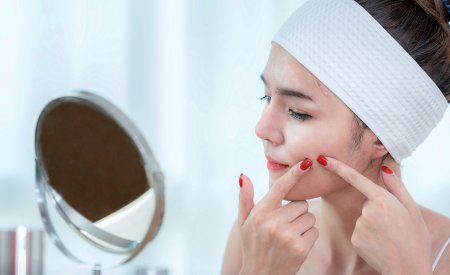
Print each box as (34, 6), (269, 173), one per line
(266, 156), (289, 171)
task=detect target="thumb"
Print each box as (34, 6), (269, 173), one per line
(238, 173), (255, 226)
(381, 165), (416, 213)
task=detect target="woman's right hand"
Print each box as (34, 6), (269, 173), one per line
(238, 159), (319, 275)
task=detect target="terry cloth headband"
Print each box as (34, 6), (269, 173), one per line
(272, 0), (448, 163)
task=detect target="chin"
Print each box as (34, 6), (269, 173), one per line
(269, 173), (348, 201)
(283, 191), (322, 201)
(268, 177), (323, 201)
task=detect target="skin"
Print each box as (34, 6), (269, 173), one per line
(221, 43), (450, 275)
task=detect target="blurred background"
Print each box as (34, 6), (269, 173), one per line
(0, 0), (449, 274)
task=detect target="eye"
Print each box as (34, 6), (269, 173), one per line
(259, 95), (271, 104)
(288, 109), (312, 121)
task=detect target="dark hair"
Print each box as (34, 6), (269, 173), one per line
(351, 0), (450, 155)
(355, 0), (450, 102)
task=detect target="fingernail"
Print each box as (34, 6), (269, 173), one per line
(381, 165), (393, 174)
(239, 173), (244, 188)
(300, 158), (313, 170)
(317, 155), (328, 166)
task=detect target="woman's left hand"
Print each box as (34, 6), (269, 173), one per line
(321, 156), (433, 275)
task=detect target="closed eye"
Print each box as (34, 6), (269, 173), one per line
(260, 95), (311, 121)
(288, 109), (311, 121)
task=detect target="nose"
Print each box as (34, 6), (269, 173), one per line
(255, 103), (284, 145)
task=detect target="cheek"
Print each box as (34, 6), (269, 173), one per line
(284, 127), (323, 160)
(276, 125), (356, 200)
(284, 124), (350, 164)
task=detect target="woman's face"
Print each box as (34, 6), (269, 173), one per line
(256, 43), (375, 200)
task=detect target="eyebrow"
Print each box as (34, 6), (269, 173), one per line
(260, 73), (314, 102)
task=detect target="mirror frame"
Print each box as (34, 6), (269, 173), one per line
(34, 91), (165, 267)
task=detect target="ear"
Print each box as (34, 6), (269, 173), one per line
(365, 129), (389, 159)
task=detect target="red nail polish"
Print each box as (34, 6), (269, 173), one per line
(239, 173), (243, 188)
(381, 165), (393, 174)
(300, 158), (312, 170)
(317, 155), (328, 166)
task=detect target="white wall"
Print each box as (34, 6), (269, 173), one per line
(0, 0), (448, 274)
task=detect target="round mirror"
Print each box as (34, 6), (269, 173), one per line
(34, 91), (164, 270)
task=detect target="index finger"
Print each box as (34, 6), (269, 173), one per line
(264, 158), (313, 207)
(319, 156), (385, 200)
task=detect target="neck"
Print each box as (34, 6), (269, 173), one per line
(314, 157), (399, 272)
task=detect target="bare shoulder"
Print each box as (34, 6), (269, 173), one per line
(221, 220), (242, 275)
(419, 206), (450, 274)
(420, 206), (450, 240)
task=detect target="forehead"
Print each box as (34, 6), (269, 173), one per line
(263, 43), (332, 98)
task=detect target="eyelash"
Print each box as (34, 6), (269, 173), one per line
(260, 95), (271, 103)
(288, 109), (312, 121)
(259, 95), (312, 121)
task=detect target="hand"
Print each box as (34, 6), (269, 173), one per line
(238, 159), (319, 275)
(320, 156), (432, 275)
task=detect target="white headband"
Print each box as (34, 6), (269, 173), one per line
(273, 0), (448, 163)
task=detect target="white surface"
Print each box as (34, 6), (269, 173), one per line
(0, 0), (448, 274)
(95, 190), (155, 241)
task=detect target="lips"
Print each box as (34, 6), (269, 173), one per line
(266, 156), (289, 171)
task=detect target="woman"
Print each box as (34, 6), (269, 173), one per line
(222, 0), (450, 274)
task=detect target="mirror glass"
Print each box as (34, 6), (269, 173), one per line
(34, 92), (164, 266)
